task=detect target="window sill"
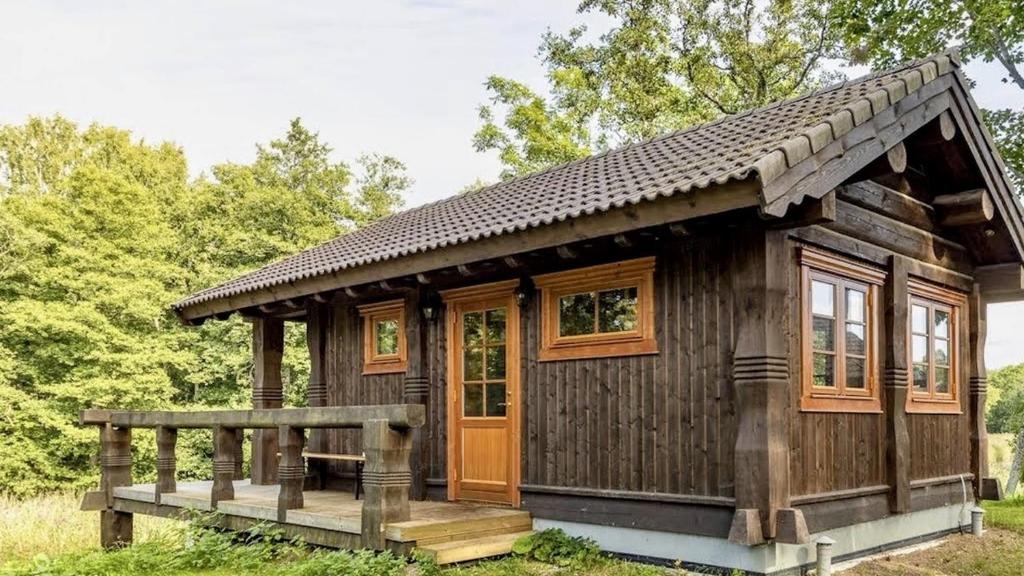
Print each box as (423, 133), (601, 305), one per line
(363, 360), (408, 375)
(538, 339), (658, 362)
(906, 399), (962, 415)
(800, 395), (882, 414)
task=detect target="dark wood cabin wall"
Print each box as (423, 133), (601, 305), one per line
(521, 234), (737, 498)
(787, 235), (888, 497)
(788, 180), (975, 498)
(426, 313), (448, 483)
(324, 301), (404, 478)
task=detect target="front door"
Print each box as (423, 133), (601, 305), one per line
(444, 281), (520, 506)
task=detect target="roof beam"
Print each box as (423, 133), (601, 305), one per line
(933, 188), (995, 227)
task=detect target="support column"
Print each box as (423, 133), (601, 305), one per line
(155, 426), (177, 505)
(884, 256), (911, 513)
(100, 423), (133, 548)
(252, 317), (284, 485)
(404, 288), (430, 500)
(306, 301), (329, 488)
(361, 419), (412, 550)
(212, 426), (238, 506)
(728, 228), (794, 544)
(968, 284), (989, 500)
(278, 425), (306, 521)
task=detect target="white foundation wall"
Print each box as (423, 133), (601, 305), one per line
(534, 503), (972, 575)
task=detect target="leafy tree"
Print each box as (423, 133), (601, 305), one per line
(474, 0), (841, 179)
(0, 116), (410, 496)
(987, 363), (1024, 495)
(833, 0), (1024, 189)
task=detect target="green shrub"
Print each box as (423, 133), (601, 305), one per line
(510, 529), (606, 570)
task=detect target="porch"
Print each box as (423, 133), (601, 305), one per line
(78, 406), (533, 564)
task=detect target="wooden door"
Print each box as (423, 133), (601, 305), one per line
(443, 281), (520, 506)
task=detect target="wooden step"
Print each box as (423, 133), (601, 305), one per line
(416, 531), (533, 565)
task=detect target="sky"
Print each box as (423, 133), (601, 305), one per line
(1, 1), (1023, 367)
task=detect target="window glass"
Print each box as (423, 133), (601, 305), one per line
(463, 312), (484, 347)
(813, 317), (835, 350)
(934, 309), (950, 338)
(846, 289), (865, 322)
(375, 319), (399, 355)
(934, 339), (949, 366)
(911, 305), (928, 334)
(909, 294), (961, 407)
(813, 353), (835, 387)
(464, 384), (483, 417)
(812, 280), (835, 316)
(846, 357), (866, 389)
(485, 383), (507, 417)
(846, 323), (865, 355)
(485, 308), (506, 343)
(935, 367), (950, 394)
(597, 287), (638, 333)
(911, 335), (929, 364)
(463, 347), (483, 381)
(913, 365), (929, 391)
(486, 345), (506, 380)
(559, 292), (595, 336)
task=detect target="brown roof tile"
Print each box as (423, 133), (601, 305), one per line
(175, 53), (958, 312)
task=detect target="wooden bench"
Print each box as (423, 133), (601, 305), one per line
(303, 452), (365, 499)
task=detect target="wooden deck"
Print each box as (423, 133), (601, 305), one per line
(110, 480), (532, 560)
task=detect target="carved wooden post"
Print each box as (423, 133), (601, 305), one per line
(404, 288), (430, 500)
(968, 284), (988, 499)
(100, 423), (133, 548)
(884, 256), (911, 513)
(252, 317), (284, 485)
(360, 419), (412, 550)
(212, 426), (238, 506)
(155, 426), (177, 505)
(233, 428), (245, 480)
(278, 425), (306, 521)
(728, 228), (794, 545)
(306, 301), (329, 488)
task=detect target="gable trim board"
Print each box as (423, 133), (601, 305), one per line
(173, 51), (1024, 323)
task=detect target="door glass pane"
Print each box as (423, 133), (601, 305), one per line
(935, 367), (950, 394)
(812, 316), (835, 351)
(913, 364), (928, 391)
(486, 345), (506, 380)
(846, 357), (866, 389)
(846, 323), (865, 355)
(463, 347), (483, 381)
(934, 338), (949, 366)
(812, 280), (835, 316)
(559, 292), (596, 336)
(846, 288), (865, 322)
(911, 335), (929, 363)
(813, 353), (834, 387)
(934, 309), (950, 338)
(463, 384), (483, 417)
(486, 383), (507, 417)
(375, 319), (399, 355)
(911, 305), (928, 334)
(485, 308), (506, 343)
(597, 287), (638, 333)
(463, 312), (484, 347)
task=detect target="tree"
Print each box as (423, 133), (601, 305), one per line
(987, 363), (1024, 495)
(0, 116), (411, 496)
(833, 0), (1024, 189)
(474, 0), (842, 179)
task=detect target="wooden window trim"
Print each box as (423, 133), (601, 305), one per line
(358, 299), (407, 375)
(799, 248), (884, 413)
(533, 257), (657, 361)
(906, 279), (965, 415)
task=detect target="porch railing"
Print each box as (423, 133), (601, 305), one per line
(79, 405), (425, 550)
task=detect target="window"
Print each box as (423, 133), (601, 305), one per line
(533, 257), (657, 361)
(358, 300), (407, 374)
(907, 280), (965, 414)
(800, 248), (884, 413)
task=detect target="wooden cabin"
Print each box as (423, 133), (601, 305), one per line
(83, 52), (1023, 574)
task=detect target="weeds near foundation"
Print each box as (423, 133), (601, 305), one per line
(983, 495), (1024, 534)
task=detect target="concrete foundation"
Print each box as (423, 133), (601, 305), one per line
(534, 503), (972, 575)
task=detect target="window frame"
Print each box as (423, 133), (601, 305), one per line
(906, 279), (965, 414)
(358, 299), (407, 375)
(799, 248), (884, 413)
(532, 257), (657, 361)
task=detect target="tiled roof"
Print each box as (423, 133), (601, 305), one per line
(175, 52), (958, 312)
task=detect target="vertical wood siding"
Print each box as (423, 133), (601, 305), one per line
(521, 236), (737, 498)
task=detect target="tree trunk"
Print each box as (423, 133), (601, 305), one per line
(1006, 428), (1024, 496)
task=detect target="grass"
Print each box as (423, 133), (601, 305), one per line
(3, 492), (1024, 576)
(988, 432), (1014, 491)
